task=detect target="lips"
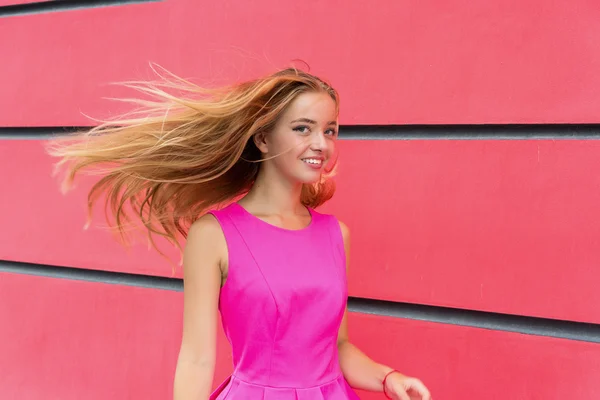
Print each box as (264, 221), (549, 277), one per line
(301, 157), (324, 170)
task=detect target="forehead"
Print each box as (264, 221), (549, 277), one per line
(281, 91), (338, 122)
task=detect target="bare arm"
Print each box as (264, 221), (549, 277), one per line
(336, 220), (392, 392)
(173, 214), (226, 400)
(336, 220), (431, 400)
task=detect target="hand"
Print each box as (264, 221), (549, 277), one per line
(383, 371), (431, 400)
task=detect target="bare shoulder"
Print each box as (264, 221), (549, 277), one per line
(188, 212), (224, 241)
(335, 218), (351, 242)
(184, 213), (228, 273)
(332, 217), (351, 271)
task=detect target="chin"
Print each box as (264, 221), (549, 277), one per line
(296, 173), (322, 185)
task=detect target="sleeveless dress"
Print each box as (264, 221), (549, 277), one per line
(208, 202), (360, 399)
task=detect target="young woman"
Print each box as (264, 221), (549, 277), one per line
(48, 67), (432, 400)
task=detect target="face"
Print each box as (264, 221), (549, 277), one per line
(255, 91), (339, 185)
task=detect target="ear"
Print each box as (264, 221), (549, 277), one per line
(253, 131), (269, 154)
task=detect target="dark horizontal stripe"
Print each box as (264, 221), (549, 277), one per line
(0, 260), (182, 291)
(0, 126), (90, 139)
(3, 124), (600, 140)
(0, 0), (160, 18)
(342, 124), (600, 140)
(2, 259), (600, 343)
(352, 298), (600, 344)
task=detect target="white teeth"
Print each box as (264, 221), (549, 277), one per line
(302, 159), (322, 165)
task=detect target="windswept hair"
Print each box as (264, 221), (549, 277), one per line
(46, 66), (340, 261)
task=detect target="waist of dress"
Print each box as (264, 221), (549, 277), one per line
(231, 373), (345, 390)
(211, 373), (360, 400)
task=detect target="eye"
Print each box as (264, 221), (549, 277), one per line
(293, 125), (310, 134)
(325, 128), (338, 136)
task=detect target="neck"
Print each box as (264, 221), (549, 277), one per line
(242, 166), (305, 215)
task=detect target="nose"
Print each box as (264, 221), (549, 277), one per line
(309, 131), (327, 152)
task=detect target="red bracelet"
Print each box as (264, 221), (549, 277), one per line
(382, 369), (399, 399)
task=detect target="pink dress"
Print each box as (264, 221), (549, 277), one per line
(208, 202), (360, 399)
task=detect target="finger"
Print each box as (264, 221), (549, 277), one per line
(407, 380), (431, 400)
(395, 389), (411, 400)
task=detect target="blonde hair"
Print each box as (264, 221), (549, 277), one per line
(46, 66), (340, 261)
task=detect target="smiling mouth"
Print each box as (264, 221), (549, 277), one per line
(302, 158), (323, 165)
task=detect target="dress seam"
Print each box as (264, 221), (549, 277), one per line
(225, 212), (280, 385)
(231, 373), (345, 390)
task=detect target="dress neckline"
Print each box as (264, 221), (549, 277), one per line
(232, 202), (315, 233)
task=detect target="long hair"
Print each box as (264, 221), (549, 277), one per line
(46, 66), (340, 261)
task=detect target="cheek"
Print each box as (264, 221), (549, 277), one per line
(270, 132), (304, 153)
(326, 139), (336, 156)
(273, 147), (302, 170)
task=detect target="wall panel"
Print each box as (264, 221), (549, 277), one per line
(324, 139), (600, 324)
(0, 272), (233, 400)
(348, 313), (600, 400)
(1, 272), (599, 399)
(0, 140), (179, 277)
(2, 138), (600, 324)
(1, 0), (600, 126)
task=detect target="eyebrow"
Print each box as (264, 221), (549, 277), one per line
(290, 118), (337, 126)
